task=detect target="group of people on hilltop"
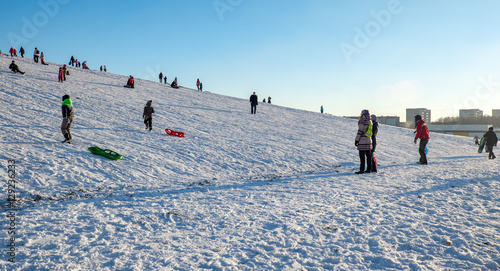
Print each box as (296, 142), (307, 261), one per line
(9, 47), (24, 57)
(100, 65), (107, 72)
(249, 92), (273, 114)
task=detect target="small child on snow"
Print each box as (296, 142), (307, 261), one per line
(58, 67), (64, 83)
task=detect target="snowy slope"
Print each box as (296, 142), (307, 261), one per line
(0, 54), (499, 270)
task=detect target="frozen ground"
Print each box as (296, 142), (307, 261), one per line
(0, 55), (499, 270)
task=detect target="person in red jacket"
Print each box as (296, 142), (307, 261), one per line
(126, 76), (135, 88)
(414, 115), (430, 165)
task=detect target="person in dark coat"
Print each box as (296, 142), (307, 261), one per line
(164, 76), (167, 84)
(321, 105), (324, 114)
(250, 92), (258, 114)
(355, 109), (373, 174)
(9, 61), (25, 74)
(200, 82), (203, 91)
(484, 126), (498, 159)
(370, 114), (379, 172)
(61, 95), (74, 143)
(33, 47), (40, 63)
(19, 47), (25, 58)
(268, 96), (271, 104)
(159, 72), (163, 83)
(171, 77), (178, 88)
(143, 100), (155, 131)
(70, 56), (75, 66)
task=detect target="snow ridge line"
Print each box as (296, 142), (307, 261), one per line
(0, 165), (344, 211)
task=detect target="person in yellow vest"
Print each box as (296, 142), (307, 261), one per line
(354, 109), (373, 174)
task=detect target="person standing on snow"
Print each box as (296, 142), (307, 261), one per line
(414, 115), (430, 165)
(159, 72), (163, 83)
(250, 92), (258, 114)
(33, 47), (40, 63)
(473, 134), (480, 145)
(143, 100), (155, 131)
(321, 105), (324, 114)
(268, 96), (271, 104)
(370, 114), (379, 172)
(355, 109), (373, 174)
(196, 79), (201, 91)
(9, 47), (15, 57)
(484, 126), (498, 159)
(19, 46), (25, 58)
(58, 67), (64, 83)
(200, 82), (203, 91)
(61, 95), (74, 143)
(62, 65), (68, 81)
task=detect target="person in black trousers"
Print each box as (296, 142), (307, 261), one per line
(249, 92), (258, 114)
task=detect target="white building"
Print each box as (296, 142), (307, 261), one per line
(459, 109), (483, 118)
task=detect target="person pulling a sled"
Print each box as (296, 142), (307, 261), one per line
(143, 100), (155, 131)
(354, 109), (373, 174)
(484, 126), (498, 159)
(61, 95), (74, 143)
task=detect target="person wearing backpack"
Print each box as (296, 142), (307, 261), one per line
(414, 114), (430, 164)
(143, 100), (155, 131)
(354, 109), (373, 174)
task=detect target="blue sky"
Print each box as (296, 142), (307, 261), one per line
(3, 0), (500, 121)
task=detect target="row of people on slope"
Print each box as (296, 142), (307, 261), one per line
(126, 75), (179, 89)
(59, 94), (155, 143)
(249, 92), (273, 114)
(354, 111), (430, 174)
(69, 56), (89, 69)
(8, 47), (24, 57)
(158, 72), (200, 91)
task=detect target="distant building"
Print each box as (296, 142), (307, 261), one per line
(378, 116), (400, 127)
(459, 109), (483, 118)
(406, 108), (431, 125)
(492, 109), (500, 117)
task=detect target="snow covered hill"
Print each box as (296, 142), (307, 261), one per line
(0, 54), (499, 270)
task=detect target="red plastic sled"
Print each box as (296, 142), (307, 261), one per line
(165, 129), (185, 137)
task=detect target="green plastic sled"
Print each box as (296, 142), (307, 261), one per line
(88, 146), (123, 160)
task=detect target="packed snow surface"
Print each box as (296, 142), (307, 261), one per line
(0, 55), (499, 270)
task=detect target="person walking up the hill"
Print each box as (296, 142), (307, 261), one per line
(250, 92), (258, 114)
(103, 65), (107, 72)
(33, 47), (40, 63)
(159, 72), (163, 83)
(62, 64), (68, 81)
(19, 46), (25, 58)
(268, 96), (271, 104)
(414, 115), (430, 165)
(196, 79), (201, 91)
(70, 56), (75, 66)
(370, 114), (379, 172)
(58, 67), (64, 83)
(143, 100), (155, 131)
(9, 47), (15, 57)
(200, 82), (203, 91)
(484, 126), (498, 159)
(164, 76), (167, 84)
(354, 109), (373, 174)
(9, 61), (25, 74)
(61, 95), (74, 143)
(321, 105), (324, 114)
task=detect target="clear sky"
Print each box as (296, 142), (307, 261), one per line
(3, 0), (500, 121)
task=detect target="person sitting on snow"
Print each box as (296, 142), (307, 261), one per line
(126, 76), (135, 88)
(170, 77), (179, 88)
(9, 61), (25, 74)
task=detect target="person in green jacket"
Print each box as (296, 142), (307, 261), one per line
(61, 95), (74, 143)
